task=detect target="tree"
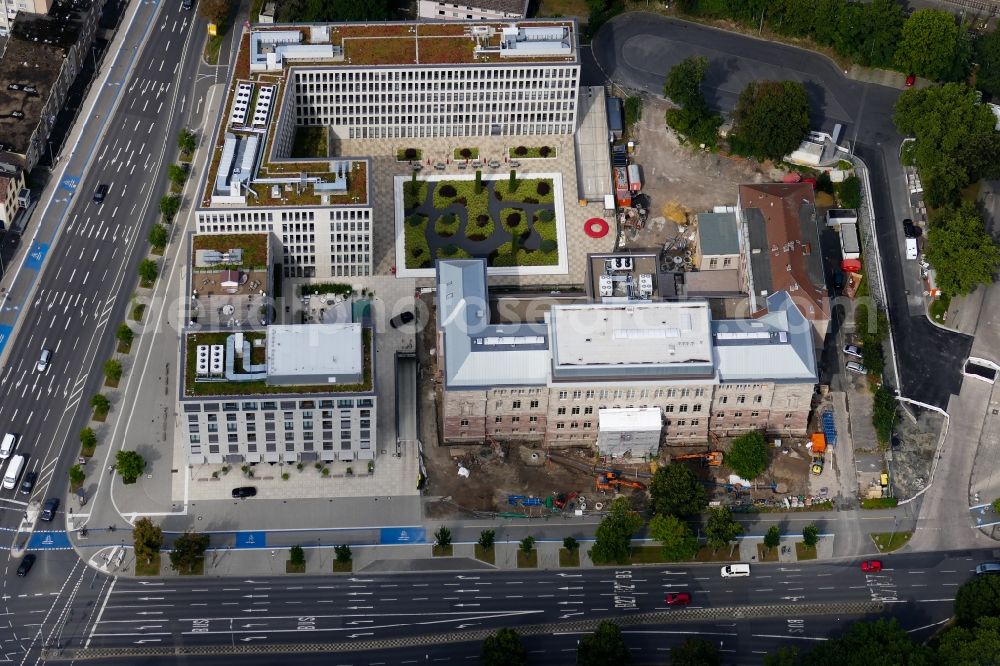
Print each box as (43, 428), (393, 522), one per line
(800, 618), (931, 664)
(478, 529), (495, 550)
(519, 536), (535, 554)
(896, 9), (969, 82)
(149, 224), (168, 249)
(649, 463), (709, 518)
(169, 531), (209, 574)
(159, 195), (180, 222)
(975, 29), (1000, 99)
(90, 393), (110, 414)
(648, 513), (699, 560)
(177, 128), (197, 155)
(115, 450), (146, 484)
(925, 202), (1000, 297)
(705, 506), (743, 551)
(563, 536), (579, 552)
(839, 174), (861, 209)
(133, 517), (163, 564)
(802, 523), (820, 548)
(80, 427), (97, 451)
(859, 0), (904, 69)
(138, 259), (159, 285)
(815, 171), (834, 195)
(116, 324), (134, 346)
(104, 359), (122, 382)
(872, 385), (899, 445)
(936, 616), (1000, 665)
(765, 647), (800, 666)
(69, 464), (85, 487)
(590, 496), (644, 565)
(732, 80), (810, 161)
(474, 169), (482, 195)
(435, 526), (452, 548)
(955, 575), (1000, 627)
(289, 545), (305, 566)
(577, 620), (631, 666)
(167, 164), (188, 188)
(481, 627), (527, 666)
(334, 544), (352, 563)
(671, 637), (720, 666)
(198, 0), (231, 25)
(276, 0), (388, 22)
(861, 339), (885, 376)
(664, 56), (722, 147)
(508, 169), (517, 192)
(727, 431), (769, 480)
(763, 525), (781, 551)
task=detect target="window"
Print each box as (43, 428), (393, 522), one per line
(676, 420), (686, 426)
(690, 419), (699, 426)
(751, 410), (760, 417)
(512, 400), (521, 409)
(754, 395), (763, 404)
(558, 391), (568, 400)
(557, 407), (566, 415)
(584, 406), (593, 415)
(511, 416), (520, 423)
(679, 404), (688, 413)
(785, 413), (793, 419)
(693, 404), (702, 412)
(723, 257), (732, 267)
(583, 421), (591, 428)
(585, 390), (594, 399)
(572, 390), (582, 399)
(530, 400), (539, 409)
(495, 416), (503, 423)
(720, 396), (728, 404)
(737, 395), (746, 404)
(716, 412), (724, 418)
(529, 416), (538, 422)
(695, 388), (706, 397)
(460, 418), (469, 426)
(227, 434), (238, 443)
(556, 423), (565, 429)
(708, 258), (718, 268)
(734, 411), (743, 418)
(665, 405), (674, 413)
(570, 422), (579, 429)
(571, 407), (580, 415)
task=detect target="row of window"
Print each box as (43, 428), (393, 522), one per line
(340, 123), (570, 137)
(183, 399), (372, 413)
(556, 388), (708, 400)
(294, 67), (577, 84)
(191, 438), (369, 454)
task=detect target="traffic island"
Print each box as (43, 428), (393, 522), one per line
(871, 531), (912, 553)
(559, 548), (580, 567)
(794, 542), (818, 561)
(474, 544), (495, 565)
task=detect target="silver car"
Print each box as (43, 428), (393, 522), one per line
(843, 344), (863, 359)
(846, 361), (867, 374)
(36, 349), (51, 372)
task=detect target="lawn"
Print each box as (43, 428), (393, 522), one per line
(509, 145), (557, 159)
(432, 545), (453, 557)
(559, 548), (580, 567)
(475, 544), (495, 565)
(517, 550), (538, 568)
(861, 497), (899, 510)
(538, 0), (590, 17)
(434, 212), (461, 238)
(404, 215), (432, 270)
(493, 178), (555, 205)
(795, 542), (818, 561)
(204, 34), (225, 66)
(333, 560), (353, 573)
(756, 544), (779, 562)
(453, 147), (479, 160)
(929, 294), (951, 325)
(135, 553), (161, 577)
(131, 303), (146, 322)
(285, 560), (306, 573)
(871, 531), (912, 553)
(397, 148), (423, 162)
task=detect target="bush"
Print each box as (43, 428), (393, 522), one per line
(539, 239), (558, 253)
(514, 146), (527, 156)
(536, 181), (550, 196)
(69, 464), (86, 487)
(802, 523), (820, 548)
(539, 146), (551, 157)
(435, 526), (452, 548)
(816, 171), (834, 194)
(90, 393), (110, 413)
(334, 544), (352, 563)
(727, 431), (769, 479)
(177, 128), (197, 155)
(506, 211), (521, 226)
(439, 184), (457, 198)
(403, 148), (419, 160)
(116, 323), (134, 346)
(289, 545), (305, 566)
(159, 195), (180, 223)
(460, 148), (472, 158)
(80, 427), (97, 451)
(872, 385), (899, 445)
(840, 174), (862, 209)
(148, 224), (168, 249)
(115, 449), (146, 484)
(104, 359), (123, 382)
(167, 164), (188, 187)
(138, 259), (159, 285)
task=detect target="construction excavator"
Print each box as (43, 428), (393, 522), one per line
(595, 470), (647, 492)
(672, 451), (724, 466)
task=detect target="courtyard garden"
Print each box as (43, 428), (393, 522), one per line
(403, 173), (559, 270)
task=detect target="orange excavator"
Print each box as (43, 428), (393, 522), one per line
(672, 451), (724, 466)
(595, 470), (647, 492)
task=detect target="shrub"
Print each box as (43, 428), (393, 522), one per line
(539, 239), (558, 253)
(460, 148), (472, 158)
(514, 146), (527, 156)
(539, 146), (552, 157)
(439, 184), (457, 198)
(441, 244), (458, 256)
(536, 181), (550, 195)
(538, 208), (554, 222)
(289, 545), (305, 566)
(404, 148), (418, 160)
(506, 212), (521, 226)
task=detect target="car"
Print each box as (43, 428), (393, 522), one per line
(832, 270), (845, 290)
(232, 486), (257, 499)
(905, 73), (915, 87)
(846, 361), (867, 375)
(181, 0), (193, 7)
(40, 497), (59, 522)
(19, 471), (37, 495)
(902, 219), (921, 239)
(843, 344), (863, 359)
(976, 562), (1000, 575)
(36, 348), (51, 372)
(389, 311), (415, 328)
(861, 560), (882, 572)
(665, 592), (691, 606)
(93, 183), (109, 203)
(16, 553), (35, 577)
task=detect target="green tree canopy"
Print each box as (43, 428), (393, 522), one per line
(664, 56), (709, 110)
(133, 517), (163, 565)
(895, 9), (969, 82)
(481, 628), (527, 666)
(671, 637), (720, 665)
(798, 618), (932, 665)
(289, 545), (305, 566)
(727, 431), (769, 479)
(649, 463), (708, 518)
(149, 224), (168, 249)
(955, 574), (1000, 627)
(169, 531), (209, 574)
(104, 359), (122, 382)
(276, 0), (388, 22)
(732, 80), (811, 161)
(590, 496), (644, 565)
(936, 616), (1000, 666)
(925, 201), (1000, 297)
(115, 450), (146, 484)
(649, 514), (699, 561)
(478, 529), (495, 550)
(90, 393), (110, 412)
(872, 385), (899, 444)
(139, 259), (159, 284)
(975, 28), (1000, 99)
(80, 427), (97, 450)
(435, 526), (452, 548)
(763, 524), (781, 551)
(839, 174), (861, 209)
(177, 128), (197, 155)
(116, 324), (134, 345)
(859, 0), (905, 68)
(577, 621), (631, 666)
(334, 544), (352, 563)
(802, 523), (820, 548)
(705, 506), (743, 551)
(159, 195), (180, 222)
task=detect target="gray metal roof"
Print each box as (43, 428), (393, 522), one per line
(575, 87), (614, 201)
(697, 212), (740, 256)
(266, 324), (363, 385)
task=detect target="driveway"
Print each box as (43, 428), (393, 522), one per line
(591, 12), (972, 408)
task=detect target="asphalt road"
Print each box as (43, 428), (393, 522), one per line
(590, 12), (972, 408)
(39, 548), (985, 662)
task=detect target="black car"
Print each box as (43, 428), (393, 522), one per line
(389, 311), (415, 328)
(19, 471), (37, 495)
(902, 218), (921, 239)
(16, 553), (35, 577)
(232, 486), (257, 499)
(40, 498), (59, 522)
(93, 183), (109, 204)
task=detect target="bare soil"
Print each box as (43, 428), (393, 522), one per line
(890, 406), (943, 500)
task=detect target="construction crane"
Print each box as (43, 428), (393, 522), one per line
(595, 470), (647, 492)
(672, 451), (724, 466)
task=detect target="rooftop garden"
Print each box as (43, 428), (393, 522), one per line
(510, 145), (557, 159)
(183, 329), (372, 397)
(290, 126), (330, 158)
(247, 161), (368, 207)
(402, 175), (559, 270)
(192, 233), (269, 270)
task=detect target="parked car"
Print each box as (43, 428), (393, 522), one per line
(846, 361), (867, 375)
(861, 560), (882, 572)
(833, 270), (845, 290)
(16, 553), (36, 577)
(902, 219), (920, 238)
(232, 486), (257, 499)
(40, 497), (59, 522)
(905, 73), (915, 87)
(665, 592), (691, 606)
(389, 311), (415, 328)
(19, 470), (37, 495)
(843, 344), (863, 359)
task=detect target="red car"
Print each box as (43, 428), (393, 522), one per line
(905, 74), (915, 87)
(861, 560), (882, 572)
(665, 592), (691, 606)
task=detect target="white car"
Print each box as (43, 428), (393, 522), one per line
(36, 349), (51, 372)
(846, 361), (867, 375)
(843, 344), (863, 359)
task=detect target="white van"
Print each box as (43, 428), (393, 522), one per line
(3, 454), (26, 490)
(721, 563), (751, 578)
(0, 433), (17, 459)
(905, 238), (918, 260)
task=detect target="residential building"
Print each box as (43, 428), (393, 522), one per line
(0, 164), (27, 230)
(418, 0), (528, 21)
(436, 258), (816, 454)
(0, 0), (52, 36)
(738, 183), (830, 345)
